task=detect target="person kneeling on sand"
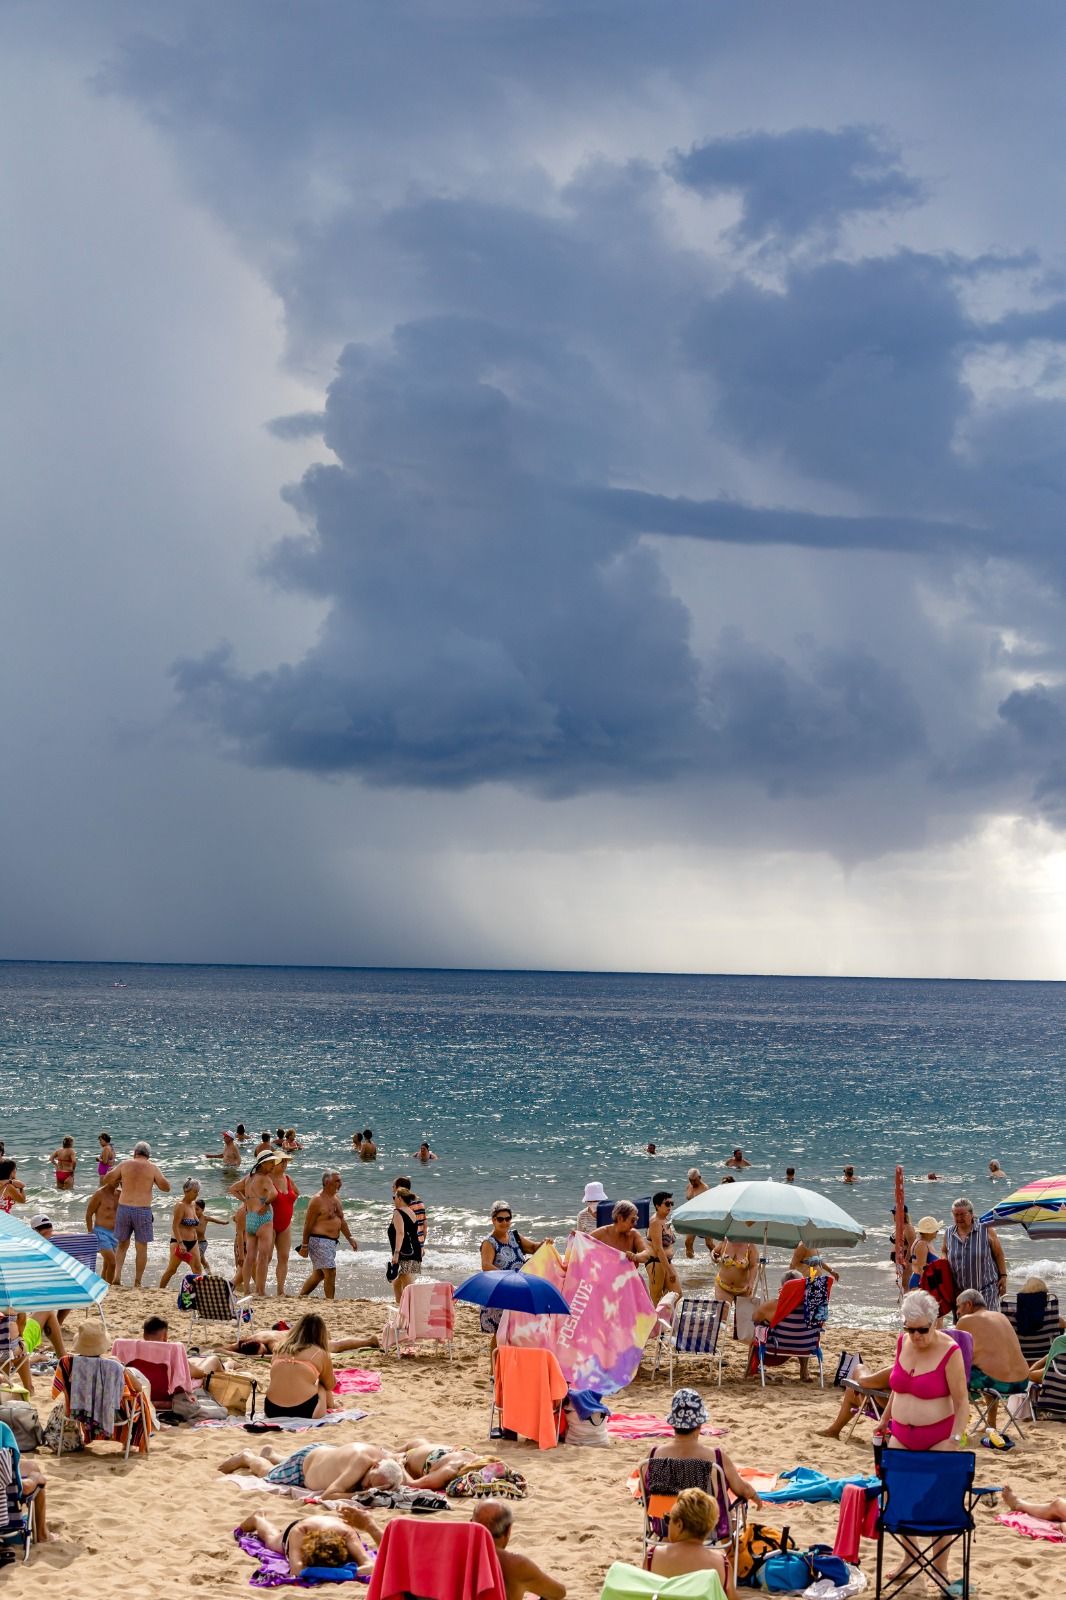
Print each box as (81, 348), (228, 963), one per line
(647, 1487), (735, 1600)
(471, 1501), (566, 1600)
(220, 1440), (407, 1497)
(238, 1505), (382, 1579)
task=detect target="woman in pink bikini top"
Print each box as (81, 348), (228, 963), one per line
(882, 1289), (969, 1452)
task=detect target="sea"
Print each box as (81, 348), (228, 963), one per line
(3, 962), (1064, 1328)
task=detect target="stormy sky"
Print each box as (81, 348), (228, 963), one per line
(5, 1), (1066, 977)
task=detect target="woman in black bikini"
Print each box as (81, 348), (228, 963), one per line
(159, 1180), (206, 1287)
(263, 1313), (337, 1419)
(238, 1507), (378, 1578)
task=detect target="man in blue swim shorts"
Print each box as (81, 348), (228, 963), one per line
(85, 1177), (122, 1284)
(103, 1140), (170, 1288)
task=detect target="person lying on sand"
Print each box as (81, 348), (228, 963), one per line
(221, 1327), (372, 1356)
(818, 1364), (892, 1438)
(471, 1501), (566, 1600)
(238, 1505), (382, 1578)
(401, 1439), (497, 1490)
(1002, 1486), (1066, 1521)
(220, 1441), (407, 1497)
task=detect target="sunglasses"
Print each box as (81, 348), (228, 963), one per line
(494, 1212), (513, 1221)
(904, 1323), (932, 1335)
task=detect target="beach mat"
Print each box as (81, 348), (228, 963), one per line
(197, 1409), (367, 1432)
(606, 1413), (726, 1440)
(333, 1369), (381, 1394)
(996, 1511), (1066, 1543)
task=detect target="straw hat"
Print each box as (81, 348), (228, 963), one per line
(583, 1181), (608, 1205)
(916, 1216), (943, 1237)
(74, 1322), (109, 1357)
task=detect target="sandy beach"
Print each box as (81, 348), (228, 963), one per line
(12, 1292), (1064, 1598)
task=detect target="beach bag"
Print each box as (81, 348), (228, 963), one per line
(43, 1403), (84, 1454)
(562, 1401), (610, 1447)
(169, 1389), (228, 1422)
(176, 1274), (199, 1311)
(0, 1400), (44, 1451)
(204, 1370), (257, 1416)
(753, 1552), (815, 1592)
(807, 1547), (851, 1586)
(736, 1523), (795, 1583)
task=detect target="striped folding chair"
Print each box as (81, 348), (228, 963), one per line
(187, 1274), (253, 1336)
(639, 1450), (746, 1572)
(0, 1423), (38, 1563)
(47, 1233), (99, 1272)
(654, 1298), (726, 1386)
(755, 1279), (832, 1387)
(1031, 1334), (1066, 1420)
(1003, 1292), (1061, 1367)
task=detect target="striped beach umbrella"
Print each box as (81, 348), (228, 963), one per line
(980, 1175), (1066, 1239)
(0, 1211), (109, 1313)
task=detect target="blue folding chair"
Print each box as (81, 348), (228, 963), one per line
(0, 1421), (38, 1564)
(875, 1449), (994, 1600)
(653, 1298), (725, 1385)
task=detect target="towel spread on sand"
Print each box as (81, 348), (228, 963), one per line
(606, 1414), (726, 1440)
(760, 1466), (879, 1504)
(234, 1526), (367, 1586)
(996, 1512), (1066, 1543)
(332, 1369), (381, 1394)
(195, 1409), (367, 1431)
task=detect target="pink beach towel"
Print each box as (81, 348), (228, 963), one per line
(996, 1512), (1066, 1543)
(111, 1338), (194, 1396)
(333, 1368), (382, 1394)
(607, 1413), (726, 1440)
(398, 1281), (455, 1342)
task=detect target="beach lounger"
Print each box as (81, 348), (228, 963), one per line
(381, 1280), (455, 1359)
(1003, 1291), (1062, 1366)
(366, 1515), (507, 1600)
(653, 1298), (725, 1386)
(1031, 1333), (1066, 1420)
(639, 1448), (746, 1573)
(874, 1448), (995, 1600)
(185, 1273), (254, 1336)
(0, 1421), (38, 1563)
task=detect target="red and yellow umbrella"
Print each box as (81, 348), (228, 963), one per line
(980, 1175), (1066, 1238)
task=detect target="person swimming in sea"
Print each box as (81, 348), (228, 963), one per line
(206, 1131), (242, 1170)
(97, 1132), (117, 1178)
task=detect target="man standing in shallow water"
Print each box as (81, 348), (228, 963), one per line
(104, 1141), (170, 1287)
(683, 1169), (713, 1258)
(298, 1172), (358, 1299)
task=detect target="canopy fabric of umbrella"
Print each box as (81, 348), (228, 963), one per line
(980, 1175), (1066, 1239)
(453, 1268), (571, 1315)
(671, 1179), (866, 1250)
(0, 1211), (109, 1313)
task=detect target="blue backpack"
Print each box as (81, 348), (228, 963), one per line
(753, 1552), (814, 1591)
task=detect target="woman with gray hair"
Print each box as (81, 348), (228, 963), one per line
(880, 1290), (969, 1452)
(943, 1197), (1007, 1312)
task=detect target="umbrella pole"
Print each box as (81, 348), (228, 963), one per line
(756, 1224), (769, 1304)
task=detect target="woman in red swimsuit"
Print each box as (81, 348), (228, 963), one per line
(270, 1156), (300, 1297)
(882, 1289), (969, 1453)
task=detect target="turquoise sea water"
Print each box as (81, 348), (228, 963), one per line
(3, 962), (1065, 1326)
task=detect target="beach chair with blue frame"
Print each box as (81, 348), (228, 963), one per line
(754, 1279), (832, 1387)
(0, 1421), (39, 1562)
(653, 1298), (726, 1386)
(874, 1448), (996, 1600)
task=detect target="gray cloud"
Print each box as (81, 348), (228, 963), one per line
(671, 126), (922, 245)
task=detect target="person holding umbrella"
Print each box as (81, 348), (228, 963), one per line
(478, 1203), (552, 1344)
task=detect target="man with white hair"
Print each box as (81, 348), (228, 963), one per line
(103, 1141), (170, 1287)
(471, 1501), (566, 1600)
(297, 1171), (358, 1299)
(219, 1439), (402, 1502)
(955, 1288), (1031, 1429)
(683, 1168), (712, 1258)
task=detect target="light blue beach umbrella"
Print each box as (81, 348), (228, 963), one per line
(0, 1212), (109, 1317)
(672, 1179), (866, 1251)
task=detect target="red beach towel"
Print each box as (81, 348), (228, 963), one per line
(367, 1518), (505, 1600)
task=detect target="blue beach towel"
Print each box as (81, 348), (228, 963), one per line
(759, 1466), (879, 1504)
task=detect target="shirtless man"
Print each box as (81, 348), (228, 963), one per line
(955, 1288), (1031, 1428)
(103, 1141), (170, 1287)
(471, 1502), (566, 1600)
(401, 1439), (489, 1490)
(206, 1131), (242, 1171)
(142, 1314), (226, 1383)
(725, 1149), (751, 1170)
(298, 1172), (358, 1298)
(220, 1440), (405, 1498)
(683, 1169), (712, 1259)
(238, 1506), (382, 1579)
(85, 1178), (122, 1283)
(360, 1129), (378, 1161)
(592, 1201), (653, 1265)
(49, 1136), (77, 1190)
(988, 1159), (1009, 1183)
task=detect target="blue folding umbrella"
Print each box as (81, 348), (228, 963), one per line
(453, 1268), (571, 1315)
(0, 1211), (109, 1316)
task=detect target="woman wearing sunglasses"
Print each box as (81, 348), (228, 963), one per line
(479, 1202), (552, 1346)
(879, 1289), (969, 1454)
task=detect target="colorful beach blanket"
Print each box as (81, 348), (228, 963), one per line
(996, 1512), (1066, 1543)
(444, 1458), (528, 1500)
(332, 1369), (381, 1395)
(234, 1527), (367, 1586)
(606, 1414), (726, 1440)
(196, 1409), (366, 1432)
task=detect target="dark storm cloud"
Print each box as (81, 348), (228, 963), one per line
(69, 3), (1066, 823)
(671, 126), (922, 245)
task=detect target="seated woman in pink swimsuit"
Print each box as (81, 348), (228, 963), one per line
(881, 1289), (969, 1451)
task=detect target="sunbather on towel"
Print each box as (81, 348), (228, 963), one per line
(238, 1506), (380, 1578)
(402, 1439), (506, 1490)
(818, 1364), (892, 1438)
(1002, 1486), (1066, 1521)
(219, 1441), (407, 1497)
(221, 1327), (372, 1356)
